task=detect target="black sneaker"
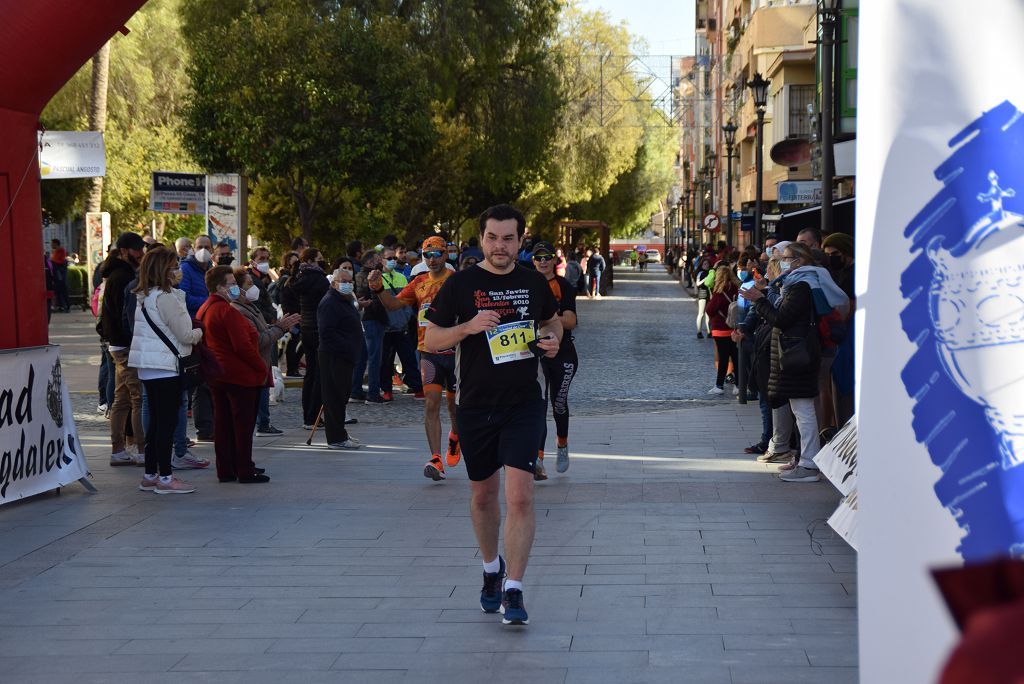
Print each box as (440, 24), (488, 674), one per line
(500, 588), (529, 625)
(724, 372), (736, 385)
(365, 395), (385, 405)
(256, 425), (283, 436)
(697, 332), (704, 339)
(480, 556), (506, 613)
(744, 442), (768, 455)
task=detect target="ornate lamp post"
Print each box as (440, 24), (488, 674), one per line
(819, 0), (840, 234)
(722, 120), (738, 246)
(747, 72), (770, 249)
(707, 152), (718, 218)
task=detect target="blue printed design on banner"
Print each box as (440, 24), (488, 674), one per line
(900, 100), (1024, 560)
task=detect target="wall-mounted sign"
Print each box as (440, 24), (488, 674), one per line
(777, 181), (822, 205)
(38, 131), (105, 179)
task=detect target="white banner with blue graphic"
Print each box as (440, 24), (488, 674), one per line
(858, 3), (1024, 681)
(0, 346), (88, 505)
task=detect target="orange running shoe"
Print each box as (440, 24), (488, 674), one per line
(424, 454), (446, 481)
(446, 432), (461, 468)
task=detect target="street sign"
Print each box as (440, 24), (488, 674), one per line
(731, 211), (743, 220)
(702, 212), (721, 232)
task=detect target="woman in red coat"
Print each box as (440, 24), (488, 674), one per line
(197, 265), (271, 484)
(704, 262), (741, 395)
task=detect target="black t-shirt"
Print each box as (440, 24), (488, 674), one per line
(426, 264), (558, 408)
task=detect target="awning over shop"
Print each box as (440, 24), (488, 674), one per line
(774, 197), (856, 241)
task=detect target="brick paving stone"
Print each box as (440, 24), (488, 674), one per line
(0, 266), (858, 681)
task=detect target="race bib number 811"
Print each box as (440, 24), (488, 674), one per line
(486, 320), (536, 364)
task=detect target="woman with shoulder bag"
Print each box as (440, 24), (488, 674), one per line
(694, 257), (713, 338)
(704, 263), (740, 395)
(740, 242), (822, 483)
(128, 248), (203, 494)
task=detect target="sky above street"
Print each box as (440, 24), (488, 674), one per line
(577, 0), (695, 56)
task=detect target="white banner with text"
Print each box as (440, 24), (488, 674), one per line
(0, 346), (88, 505)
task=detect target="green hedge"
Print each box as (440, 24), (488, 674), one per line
(67, 265), (90, 310)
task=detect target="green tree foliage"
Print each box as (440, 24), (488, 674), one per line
(181, 0), (437, 242)
(522, 4), (677, 239)
(40, 0), (202, 240)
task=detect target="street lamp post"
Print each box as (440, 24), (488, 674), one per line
(819, 0), (840, 234)
(747, 72), (770, 249)
(722, 120), (737, 247)
(706, 153), (717, 216)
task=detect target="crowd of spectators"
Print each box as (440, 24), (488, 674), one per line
(669, 228), (855, 484)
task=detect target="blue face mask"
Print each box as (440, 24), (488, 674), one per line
(780, 260), (792, 272)
(385, 259), (397, 271)
(338, 282), (354, 295)
(738, 270), (749, 281)
(227, 285), (241, 299)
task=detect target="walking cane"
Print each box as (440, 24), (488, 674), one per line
(306, 404), (325, 446)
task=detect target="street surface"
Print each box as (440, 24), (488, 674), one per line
(0, 265), (856, 683)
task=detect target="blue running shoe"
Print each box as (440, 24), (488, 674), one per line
(500, 588), (529, 625)
(480, 556), (505, 613)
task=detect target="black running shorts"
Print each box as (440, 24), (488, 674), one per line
(420, 352), (456, 393)
(456, 399), (546, 482)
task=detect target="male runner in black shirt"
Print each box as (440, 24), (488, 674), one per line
(425, 204), (562, 626)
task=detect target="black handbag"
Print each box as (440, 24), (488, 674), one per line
(141, 299), (202, 389)
(778, 309), (819, 374)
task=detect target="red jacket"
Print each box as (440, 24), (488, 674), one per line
(196, 295), (268, 387)
(705, 285), (738, 335)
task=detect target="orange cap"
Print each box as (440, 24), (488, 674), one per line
(421, 236), (446, 252)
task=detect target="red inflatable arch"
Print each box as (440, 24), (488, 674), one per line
(0, 0), (147, 349)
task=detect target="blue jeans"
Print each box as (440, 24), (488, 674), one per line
(590, 271), (602, 295)
(351, 320), (386, 398)
(257, 386), (271, 430)
(142, 385), (189, 457)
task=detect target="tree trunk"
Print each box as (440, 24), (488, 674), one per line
(84, 42), (110, 220)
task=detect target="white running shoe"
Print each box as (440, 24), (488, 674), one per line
(708, 386), (725, 395)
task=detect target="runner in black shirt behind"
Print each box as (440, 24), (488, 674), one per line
(425, 204), (562, 626)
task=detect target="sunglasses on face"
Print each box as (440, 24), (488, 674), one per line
(532, 255), (554, 263)
(423, 250), (444, 259)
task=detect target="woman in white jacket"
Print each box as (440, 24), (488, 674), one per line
(128, 248), (203, 494)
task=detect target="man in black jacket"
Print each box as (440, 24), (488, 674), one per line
(100, 232), (146, 467)
(286, 249), (330, 428)
(317, 269), (363, 449)
(246, 246), (277, 324)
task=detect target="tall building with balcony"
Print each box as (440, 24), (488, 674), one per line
(688, 0), (858, 246)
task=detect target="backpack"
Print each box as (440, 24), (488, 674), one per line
(268, 274), (287, 306)
(725, 299), (741, 329)
(817, 307), (848, 350)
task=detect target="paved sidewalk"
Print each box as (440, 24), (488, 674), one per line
(0, 269), (856, 683)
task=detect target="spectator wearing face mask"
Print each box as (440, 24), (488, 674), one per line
(232, 268), (301, 437)
(214, 241), (233, 266)
(353, 250), (389, 403)
(317, 269), (364, 449)
(178, 234), (215, 442)
(285, 248), (330, 428)
(246, 247), (277, 324)
(197, 266), (271, 483)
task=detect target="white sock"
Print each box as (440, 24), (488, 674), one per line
(482, 556), (501, 574)
(159, 475), (173, 484)
(504, 579), (523, 592)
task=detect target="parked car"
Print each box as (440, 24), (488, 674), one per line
(642, 249), (661, 263)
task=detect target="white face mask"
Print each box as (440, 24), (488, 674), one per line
(244, 284), (260, 301)
(187, 248), (195, 257)
(338, 281), (354, 295)
(195, 247), (212, 263)
(255, 261), (270, 274)
(780, 260), (793, 272)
